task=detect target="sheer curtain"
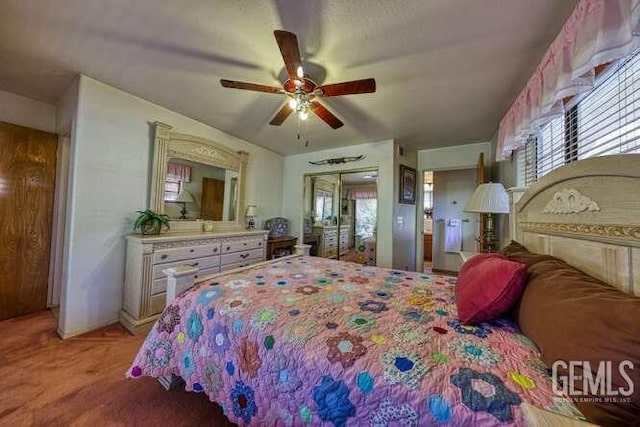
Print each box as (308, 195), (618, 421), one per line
(497, 0), (640, 160)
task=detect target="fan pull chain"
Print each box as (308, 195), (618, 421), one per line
(304, 115), (309, 147)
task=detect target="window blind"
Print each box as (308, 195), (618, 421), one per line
(517, 49), (640, 185)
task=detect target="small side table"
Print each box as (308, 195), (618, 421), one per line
(267, 235), (298, 260)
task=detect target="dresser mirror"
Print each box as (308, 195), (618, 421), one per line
(150, 122), (248, 231)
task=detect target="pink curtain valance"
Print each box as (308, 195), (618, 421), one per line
(167, 162), (191, 182)
(496, 0), (640, 161)
(347, 186), (377, 200)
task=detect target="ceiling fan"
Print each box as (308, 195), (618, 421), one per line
(220, 30), (376, 129)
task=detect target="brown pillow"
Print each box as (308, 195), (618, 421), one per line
(500, 240), (565, 269)
(517, 257), (640, 425)
(499, 240), (530, 256)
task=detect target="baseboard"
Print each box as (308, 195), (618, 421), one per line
(56, 316), (119, 339)
(119, 310), (158, 335)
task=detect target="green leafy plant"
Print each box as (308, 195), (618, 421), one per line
(133, 209), (170, 235)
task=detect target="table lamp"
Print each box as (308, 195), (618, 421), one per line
(175, 189), (195, 220)
(245, 205), (257, 230)
(464, 182), (509, 252)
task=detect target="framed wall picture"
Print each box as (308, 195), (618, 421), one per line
(399, 164), (417, 204)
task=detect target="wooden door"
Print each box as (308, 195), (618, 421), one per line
(201, 177), (225, 220)
(476, 152), (486, 252)
(0, 122), (58, 320)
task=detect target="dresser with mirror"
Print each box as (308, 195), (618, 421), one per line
(120, 122), (268, 334)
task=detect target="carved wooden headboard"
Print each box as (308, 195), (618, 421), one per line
(513, 154), (640, 296)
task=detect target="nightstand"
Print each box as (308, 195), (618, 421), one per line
(266, 235), (298, 259)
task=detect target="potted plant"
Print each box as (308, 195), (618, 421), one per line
(133, 209), (171, 235)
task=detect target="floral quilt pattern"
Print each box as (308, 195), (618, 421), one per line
(128, 256), (582, 426)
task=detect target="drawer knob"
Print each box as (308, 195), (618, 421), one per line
(190, 249), (195, 253)
(213, 248), (218, 252)
(189, 262), (199, 267)
(243, 243), (247, 246)
(161, 254), (168, 260)
(226, 246), (231, 250)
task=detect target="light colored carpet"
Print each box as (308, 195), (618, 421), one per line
(0, 310), (233, 426)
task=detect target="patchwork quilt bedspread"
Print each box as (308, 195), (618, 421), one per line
(128, 256), (582, 426)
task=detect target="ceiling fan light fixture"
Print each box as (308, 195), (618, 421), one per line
(220, 30), (375, 130)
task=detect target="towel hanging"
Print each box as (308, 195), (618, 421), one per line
(444, 218), (462, 253)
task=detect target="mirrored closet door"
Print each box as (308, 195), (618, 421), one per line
(302, 169), (378, 265)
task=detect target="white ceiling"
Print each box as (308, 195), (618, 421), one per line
(0, 0), (577, 155)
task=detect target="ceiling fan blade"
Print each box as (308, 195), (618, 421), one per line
(220, 79), (283, 94)
(269, 103), (294, 126)
(274, 30), (303, 81)
(317, 78), (376, 97)
(309, 101), (344, 129)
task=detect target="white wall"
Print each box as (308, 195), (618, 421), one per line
(0, 89), (56, 133)
(393, 145), (418, 271)
(417, 141), (493, 172)
(282, 141), (395, 267)
(59, 75), (284, 337)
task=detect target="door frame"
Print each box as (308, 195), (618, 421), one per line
(47, 134), (71, 308)
(415, 164), (486, 271)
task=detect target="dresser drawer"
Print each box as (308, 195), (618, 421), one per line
(325, 248), (338, 258)
(220, 260), (257, 273)
(324, 234), (337, 245)
(324, 240), (337, 250)
(151, 293), (166, 315)
(153, 243), (220, 264)
(152, 255), (221, 280)
(151, 265), (220, 295)
(221, 248), (263, 266)
(221, 239), (264, 254)
(323, 230), (337, 238)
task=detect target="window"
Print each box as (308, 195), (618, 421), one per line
(355, 199), (377, 237)
(164, 178), (180, 201)
(517, 50), (640, 185)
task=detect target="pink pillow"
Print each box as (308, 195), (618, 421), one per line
(455, 253), (528, 324)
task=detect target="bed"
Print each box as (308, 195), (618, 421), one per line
(127, 154), (640, 426)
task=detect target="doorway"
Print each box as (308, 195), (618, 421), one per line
(302, 169), (378, 265)
(0, 121), (58, 320)
(430, 168), (479, 274)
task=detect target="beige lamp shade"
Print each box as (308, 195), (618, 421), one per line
(245, 205), (257, 217)
(465, 183), (509, 214)
(176, 189), (195, 203)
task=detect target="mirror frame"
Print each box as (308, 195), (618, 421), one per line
(150, 122), (248, 232)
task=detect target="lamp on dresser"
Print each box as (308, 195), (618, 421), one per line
(175, 189), (195, 219)
(464, 182), (509, 253)
(245, 205), (257, 230)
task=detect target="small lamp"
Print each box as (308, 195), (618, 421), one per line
(464, 183), (509, 253)
(245, 205), (257, 230)
(175, 189), (195, 220)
